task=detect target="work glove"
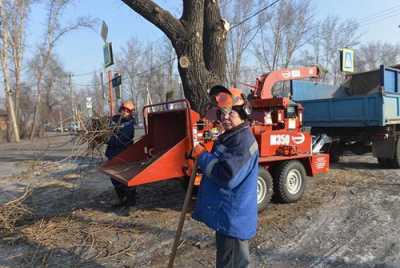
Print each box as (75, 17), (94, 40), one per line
(189, 143), (207, 159)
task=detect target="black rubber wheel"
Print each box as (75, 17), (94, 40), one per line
(257, 167), (274, 212)
(378, 139), (400, 169)
(329, 142), (343, 163)
(272, 160), (307, 203)
(389, 138), (400, 168)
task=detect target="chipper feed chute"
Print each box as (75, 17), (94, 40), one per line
(99, 100), (199, 187)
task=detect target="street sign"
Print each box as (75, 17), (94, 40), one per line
(100, 21), (108, 43)
(114, 86), (121, 100)
(103, 42), (114, 68)
(112, 73), (122, 99)
(340, 48), (355, 73)
(112, 74), (122, 88)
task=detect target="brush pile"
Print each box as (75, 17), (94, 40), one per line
(0, 187), (32, 233)
(74, 115), (115, 157)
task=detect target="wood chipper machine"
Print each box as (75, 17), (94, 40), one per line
(99, 66), (330, 211)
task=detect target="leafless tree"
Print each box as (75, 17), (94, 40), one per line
(89, 72), (104, 116)
(224, 0), (258, 87)
(356, 41), (400, 72)
(41, 55), (69, 126)
(300, 16), (360, 84)
(121, 0), (229, 114)
(29, 0), (96, 139)
(253, 0), (314, 72)
(159, 37), (179, 102)
(0, 0), (20, 142)
(115, 37), (144, 103)
(8, 0), (32, 127)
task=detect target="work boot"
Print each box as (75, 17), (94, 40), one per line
(111, 187), (128, 208)
(126, 188), (137, 207)
(116, 206), (131, 217)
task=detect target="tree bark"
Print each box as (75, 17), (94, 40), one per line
(121, 0), (227, 115)
(11, 0), (28, 131)
(0, 0), (20, 142)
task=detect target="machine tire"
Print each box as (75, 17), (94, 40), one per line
(257, 167), (274, 212)
(272, 160), (306, 203)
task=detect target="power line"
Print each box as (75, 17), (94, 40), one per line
(230, 0), (281, 30)
(358, 4), (400, 22)
(359, 9), (400, 27)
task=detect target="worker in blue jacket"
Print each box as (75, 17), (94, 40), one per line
(192, 85), (259, 268)
(105, 100), (137, 210)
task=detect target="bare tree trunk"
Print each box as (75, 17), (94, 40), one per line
(30, 88), (40, 139)
(121, 0), (227, 115)
(10, 0), (28, 128)
(0, 0), (20, 142)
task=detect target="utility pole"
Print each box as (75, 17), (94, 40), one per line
(100, 71), (105, 114)
(59, 110), (63, 134)
(69, 73), (75, 125)
(0, 1), (20, 142)
(108, 70), (115, 116)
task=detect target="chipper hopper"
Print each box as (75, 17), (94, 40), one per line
(100, 100), (201, 187)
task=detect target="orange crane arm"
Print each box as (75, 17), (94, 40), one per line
(254, 66), (320, 99)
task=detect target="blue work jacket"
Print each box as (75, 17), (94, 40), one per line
(105, 114), (135, 159)
(192, 122), (259, 240)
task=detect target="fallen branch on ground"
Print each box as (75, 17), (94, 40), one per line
(0, 187), (32, 233)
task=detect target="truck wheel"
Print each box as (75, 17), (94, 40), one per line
(329, 142), (342, 163)
(272, 160), (306, 203)
(330, 151), (340, 163)
(389, 139), (400, 168)
(257, 167), (274, 212)
(377, 157), (396, 168)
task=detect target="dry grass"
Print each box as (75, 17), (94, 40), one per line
(20, 216), (135, 266)
(0, 187), (32, 233)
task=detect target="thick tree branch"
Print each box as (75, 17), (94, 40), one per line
(203, 0), (227, 81)
(121, 0), (185, 44)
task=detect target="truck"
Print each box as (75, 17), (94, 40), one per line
(99, 66), (330, 211)
(292, 65), (400, 168)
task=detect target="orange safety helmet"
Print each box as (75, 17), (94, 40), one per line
(120, 100), (135, 112)
(209, 85), (245, 108)
(209, 85), (251, 119)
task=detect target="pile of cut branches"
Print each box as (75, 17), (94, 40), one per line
(0, 187), (32, 233)
(74, 115), (114, 157)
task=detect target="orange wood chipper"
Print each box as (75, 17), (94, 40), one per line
(99, 66), (330, 210)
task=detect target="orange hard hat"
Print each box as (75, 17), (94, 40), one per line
(209, 85), (245, 108)
(121, 100), (135, 112)
(228, 88), (245, 106)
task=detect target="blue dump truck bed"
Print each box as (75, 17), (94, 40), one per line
(292, 65), (400, 127)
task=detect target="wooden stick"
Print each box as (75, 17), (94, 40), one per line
(168, 160), (198, 268)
